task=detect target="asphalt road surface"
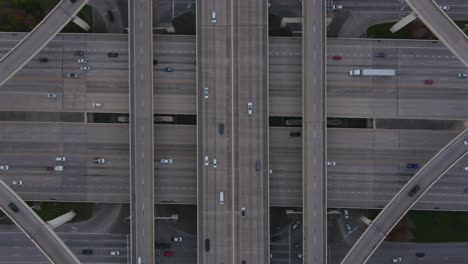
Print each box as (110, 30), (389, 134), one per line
(0, 181), (80, 263)
(197, 0), (234, 262)
(0, 231), (128, 263)
(404, 0), (468, 67)
(340, 128), (468, 264)
(0, 0), (89, 87)
(302, 0), (327, 263)
(128, 0), (155, 262)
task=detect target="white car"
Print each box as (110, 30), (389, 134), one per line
(172, 237), (183, 242)
(343, 209), (350, 219)
(56, 157), (66, 162)
(327, 161), (336, 166)
(440, 5), (450, 11)
(93, 102), (103, 108)
(78, 58), (87, 63)
(332, 4), (342, 10)
(12, 180), (23, 185)
(204, 87), (209, 99)
(54, 165), (64, 172)
(211, 11), (216, 24)
(160, 159), (173, 164)
(48, 93), (56, 99)
(345, 223), (352, 233)
(392, 257), (402, 263)
(110, 251), (120, 256)
(464, 139), (468, 146)
(81, 66), (90, 71)
(213, 159), (217, 168)
(458, 73), (468, 78)
(248, 102), (253, 115)
(464, 166), (468, 171)
(204, 156), (209, 166)
(94, 158), (106, 164)
(0, 165), (9, 170)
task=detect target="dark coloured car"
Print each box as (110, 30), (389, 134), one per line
(293, 242), (302, 249)
(465, 188), (468, 193)
(38, 58), (48, 63)
(107, 52), (118, 58)
(332, 55), (342, 60)
(290, 132), (301, 137)
(153, 59), (158, 65)
(205, 239), (210, 252)
(218, 123), (224, 135)
(406, 163), (420, 169)
(74, 50), (84, 56)
(242, 261), (246, 264)
(8, 202), (19, 213)
(82, 249), (93, 255)
(375, 51), (386, 58)
(255, 160), (261, 172)
(107, 10), (114, 22)
(163, 67), (175, 72)
(71, 0), (77, 3)
(424, 79), (434, 85)
(415, 252), (425, 258)
(408, 185), (421, 197)
(271, 235), (281, 242)
(163, 251), (173, 257)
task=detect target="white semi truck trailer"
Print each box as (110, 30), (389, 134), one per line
(348, 69), (396, 76)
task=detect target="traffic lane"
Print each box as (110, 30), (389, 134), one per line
(340, 128), (468, 264)
(0, 181), (80, 263)
(405, 0), (468, 67)
(0, 232), (128, 264)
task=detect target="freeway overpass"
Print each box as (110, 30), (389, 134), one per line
(0, 0), (89, 87)
(2, 122), (468, 211)
(1, 34), (467, 120)
(341, 128), (468, 264)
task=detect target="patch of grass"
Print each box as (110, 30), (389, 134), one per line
(62, 5), (94, 33)
(367, 22), (411, 39)
(455, 20), (468, 33)
(28, 202), (94, 222)
(409, 211), (468, 243)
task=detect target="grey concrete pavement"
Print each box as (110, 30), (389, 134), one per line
(128, 1), (155, 263)
(404, 0), (468, 67)
(0, 0), (89, 88)
(0, 180), (80, 263)
(0, 231), (128, 264)
(302, 0), (327, 263)
(340, 128), (468, 264)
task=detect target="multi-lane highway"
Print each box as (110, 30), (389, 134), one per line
(0, 231), (128, 263)
(197, 0), (234, 262)
(341, 128), (468, 264)
(128, 0), (155, 262)
(303, 0), (327, 263)
(1, 34), (467, 120)
(0, 0), (89, 87)
(404, 0), (468, 67)
(0, 180), (80, 263)
(232, 0), (270, 263)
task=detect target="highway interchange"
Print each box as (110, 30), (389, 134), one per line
(0, 0), (467, 263)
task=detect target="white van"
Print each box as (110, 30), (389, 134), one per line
(219, 192), (224, 205)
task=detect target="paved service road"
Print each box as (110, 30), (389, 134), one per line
(303, 0), (327, 263)
(340, 128), (468, 264)
(128, 0), (154, 263)
(0, 180), (80, 263)
(404, 0), (468, 67)
(0, 0), (89, 87)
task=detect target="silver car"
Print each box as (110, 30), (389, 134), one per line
(248, 102), (253, 115)
(205, 156), (209, 166)
(204, 87), (209, 98)
(0, 165), (9, 170)
(458, 73), (468, 78)
(78, 58), (87, 63)
(211, 11), (216, 24)
(81, 66), (90, 71)
(160, 159), (173, 164)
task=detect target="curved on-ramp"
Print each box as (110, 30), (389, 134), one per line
(340, 128), (468, 264)
(0, 180), (80, 263)
(0, 0), (89, 88)
(404, 0), (468, 67)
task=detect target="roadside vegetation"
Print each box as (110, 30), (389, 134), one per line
(368, 20), (468, 39)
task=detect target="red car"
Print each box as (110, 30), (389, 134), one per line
(424, 79), (434, 85)
(332, 55), (342, 60)
(163, 251), (174, 257)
